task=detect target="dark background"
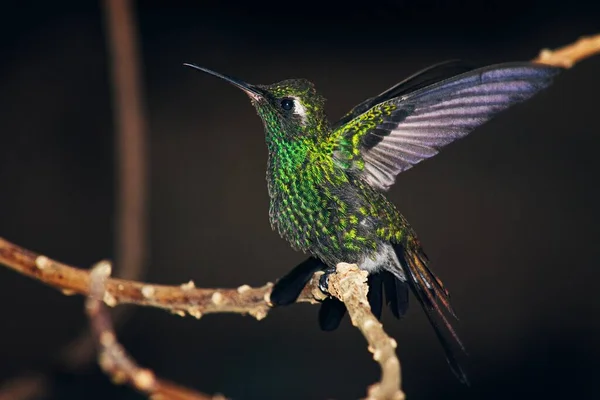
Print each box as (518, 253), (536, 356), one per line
(1, 1), (599, 399)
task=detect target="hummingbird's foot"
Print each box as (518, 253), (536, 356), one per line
(318, 267), (347, 330)
(318, 267), (337, 294)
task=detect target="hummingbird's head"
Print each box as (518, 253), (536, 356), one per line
(184, 64), (329, 141)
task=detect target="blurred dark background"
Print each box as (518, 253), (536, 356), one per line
(1, 1), (599, 399)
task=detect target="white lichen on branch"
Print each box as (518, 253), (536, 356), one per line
(0, 237), (284, 319)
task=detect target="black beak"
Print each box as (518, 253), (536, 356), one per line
(183, 63), (264, 100)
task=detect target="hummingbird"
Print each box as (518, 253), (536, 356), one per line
(185, 60), (561, 383)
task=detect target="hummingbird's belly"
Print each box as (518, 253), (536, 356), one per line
(313, 239), (406, 281)
(357, 243), (400, 274)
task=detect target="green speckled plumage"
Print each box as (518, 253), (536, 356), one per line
(334, 100), (399, 168)
(253, 79), (411, 268)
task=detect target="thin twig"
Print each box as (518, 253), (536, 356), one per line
(86, 261), (223, 400)
(533, 34), (600, 67)
(104, 0), (148, 283)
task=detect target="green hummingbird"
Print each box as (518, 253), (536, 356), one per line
(185, 60), (561, 384)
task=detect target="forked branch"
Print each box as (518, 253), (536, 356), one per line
(0, 237), (398, 399)
(86, 261), (224, 400)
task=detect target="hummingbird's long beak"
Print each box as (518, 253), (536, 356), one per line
(183, 63), (264, 101)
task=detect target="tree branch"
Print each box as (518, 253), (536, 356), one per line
(326, 264), (404, 400)
(533, 34), (600, 67)
(59, 0), (151, 371)
(86, 261), (223, 400)
(104, 0), (148, 284)
(0, 237), (325, 320)
(0, 237), (397, 399)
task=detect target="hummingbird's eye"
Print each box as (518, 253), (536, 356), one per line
(280, 98), (294, 111)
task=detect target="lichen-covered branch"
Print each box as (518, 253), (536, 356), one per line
(0, 237), (325, 321)
(533, 34), (600, 67)
(327, 264), (404, 400)
(86, 261), (224, 400)
(0, 236), (393, 399)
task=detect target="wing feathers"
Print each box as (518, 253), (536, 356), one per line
(332, 60), (476, 130)
(337, 63), (562, 190)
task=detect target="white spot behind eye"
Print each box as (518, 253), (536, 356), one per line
(291, 96), (308, 125)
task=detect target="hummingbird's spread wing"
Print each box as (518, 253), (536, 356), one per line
(331, 62), (562, 191)
(332, 60), (476, 130)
